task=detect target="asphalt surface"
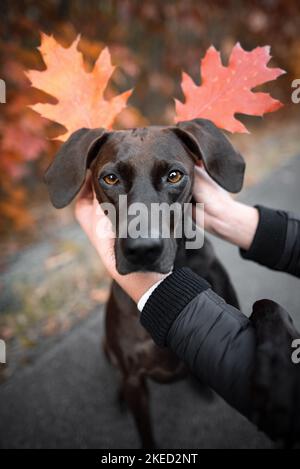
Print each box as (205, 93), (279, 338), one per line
(0, 156), (299, 449)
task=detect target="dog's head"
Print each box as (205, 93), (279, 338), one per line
(45, 118), (245, 274)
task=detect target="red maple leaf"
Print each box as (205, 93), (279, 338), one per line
(26, 34), (132, 141)
(175, 43), (285, 133)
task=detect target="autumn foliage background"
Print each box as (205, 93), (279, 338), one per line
(1, 0), (300, 372)
(1, 0), (300, 239)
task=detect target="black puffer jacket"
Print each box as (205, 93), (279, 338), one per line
(140, 206), (300, 446)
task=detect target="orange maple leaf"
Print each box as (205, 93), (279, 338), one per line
(175, 43), (285, 133)
(26, 34), (132, 140)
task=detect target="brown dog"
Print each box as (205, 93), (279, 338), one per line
(45, 118), (245, 448)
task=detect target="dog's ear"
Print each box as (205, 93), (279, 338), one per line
(45, 128), (109, 208)
(171, 118), (245, 193)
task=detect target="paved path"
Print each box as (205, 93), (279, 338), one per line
(0, 156), (299, 449)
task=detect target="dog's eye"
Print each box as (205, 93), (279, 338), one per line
(167, 170), (183, 184)
(103, 174), (119, 186)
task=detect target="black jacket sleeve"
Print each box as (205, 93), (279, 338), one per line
(240, 206), (300, 277)
(140, 268), (300, 445)
(140, 207), (300, 444)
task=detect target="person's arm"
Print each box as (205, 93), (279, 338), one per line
(140, 268), (256, 415)
(239, 206), (300, 277)
(193, 165), (300, 277)
(140, 267), (300, 446)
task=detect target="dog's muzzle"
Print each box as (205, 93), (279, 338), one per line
(121, 237), (164, 269)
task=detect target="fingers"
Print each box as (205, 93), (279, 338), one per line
(194, 165), (224, 192)
(77, 173), (93, 202)
(75, 175), (94, 223)
(193, 164), (233, 208)
(193, 167), (217, 205)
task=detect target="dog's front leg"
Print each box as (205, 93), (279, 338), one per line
(122, 373), (156, 449)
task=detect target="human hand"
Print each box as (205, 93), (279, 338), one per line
(193, 163), (259, 251)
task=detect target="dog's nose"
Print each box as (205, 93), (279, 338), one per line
(123, 237), (163, 265)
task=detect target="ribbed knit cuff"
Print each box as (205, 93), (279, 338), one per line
(140, 267), (210, 347)
(240, 205), (288, 269)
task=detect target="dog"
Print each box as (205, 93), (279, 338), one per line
(45, 118), (245, 448)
